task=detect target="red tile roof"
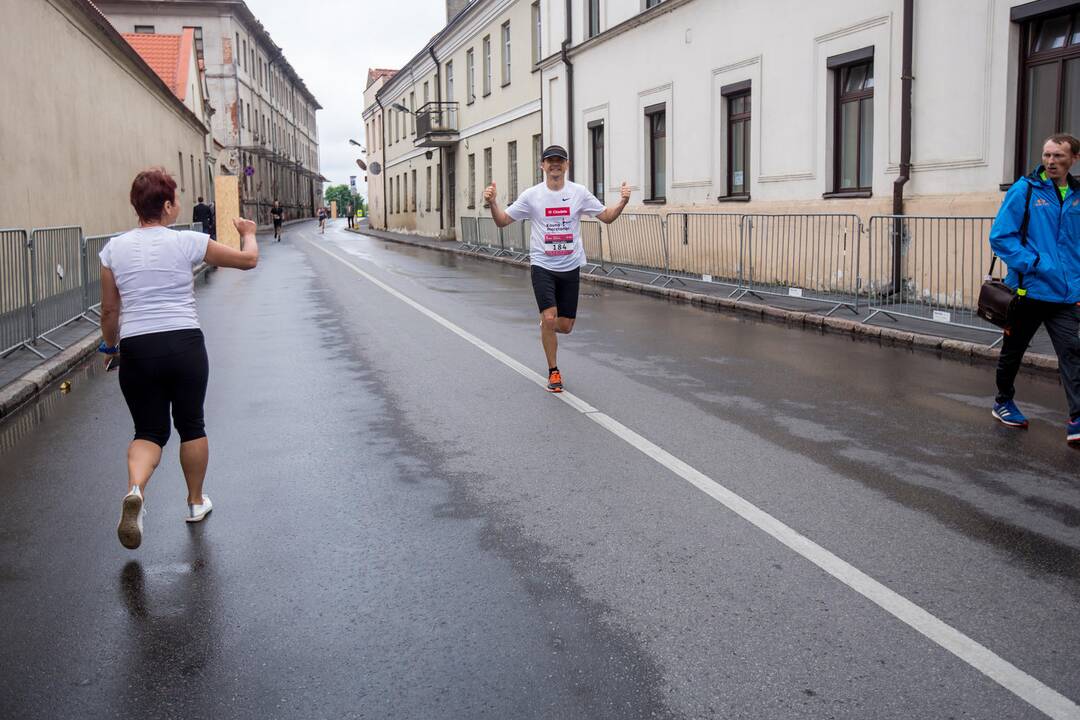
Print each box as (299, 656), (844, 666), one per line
(367, 68), (398, 88)
(121, 29), (195, 102)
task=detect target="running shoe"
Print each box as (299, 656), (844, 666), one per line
(186, 495), (213, 523)
(1068, 418), (1080, 446)
(546, 370), (563, 393)
(117, 486), (145, 550)
(992, 400), (1029, 428)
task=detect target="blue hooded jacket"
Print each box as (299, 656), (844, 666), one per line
(989, 166), (1080, 304)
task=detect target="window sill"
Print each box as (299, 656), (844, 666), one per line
(467, 205), (476, 210)
(482, 91), (491, 98)
(999, 182), (1014, 191)
(822, 190), (872, 199)
(501, 81), (511, 88)
(717, 194), (751, 203)
(643, 197), (667, 205)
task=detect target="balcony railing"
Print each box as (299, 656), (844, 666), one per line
(414, 102), (459, 147)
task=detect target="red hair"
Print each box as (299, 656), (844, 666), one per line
(129, 168), (177, 223)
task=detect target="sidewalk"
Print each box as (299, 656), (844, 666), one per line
(349, 224), (1061, 376)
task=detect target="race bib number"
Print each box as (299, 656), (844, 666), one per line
(544, 233), (574, 256)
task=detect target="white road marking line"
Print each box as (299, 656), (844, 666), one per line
(307, 239), (1080, 720)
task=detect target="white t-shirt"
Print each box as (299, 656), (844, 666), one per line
(99, 226), (210, 340)
(506, 181), (605, 271)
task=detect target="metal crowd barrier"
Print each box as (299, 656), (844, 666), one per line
(0, 229), (37, 359)
(30, 227), (91, 349)
(601, 213), (670, 283)
(863, 215), (1001, 338)
(738, 214), (862, 315)
(458, 216), (479, 249)
(666, 213), (743, 293)
(83, 233), (117, 314)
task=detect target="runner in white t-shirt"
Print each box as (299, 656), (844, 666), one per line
(485, 145), (630, 392)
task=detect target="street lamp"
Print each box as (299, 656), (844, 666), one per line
(390, 102), (410, 114)
(348, 139), (366, 150)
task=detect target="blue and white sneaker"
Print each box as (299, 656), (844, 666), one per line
(1068, 418), (1080, 446)
(992, 400), (1029, 428)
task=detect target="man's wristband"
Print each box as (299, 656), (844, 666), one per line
(98, 341), (119, 355)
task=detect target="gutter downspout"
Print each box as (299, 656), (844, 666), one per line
(430, 46), (445, 234)
(562, 0), (574, 181)
(891, 0), (914, 294)
(376, 95), (389, 231)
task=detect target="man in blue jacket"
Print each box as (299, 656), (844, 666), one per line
(989, 134), (1080, 445)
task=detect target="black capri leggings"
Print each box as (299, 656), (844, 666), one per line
(118, 329), (209, 447)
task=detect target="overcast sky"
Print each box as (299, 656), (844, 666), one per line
(245, 0), (448, 199)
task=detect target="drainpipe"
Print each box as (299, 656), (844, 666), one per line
(891, 0), (914, 293)
(377, 95), (388, 230)
(562, 0), (574, 181)
(429, 45), (445, 233)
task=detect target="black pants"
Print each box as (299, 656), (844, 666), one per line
(119, 329), (209, 447)
(995, 298), (1080, 419)
(531, 266), (580, 318)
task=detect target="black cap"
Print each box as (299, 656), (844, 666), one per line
(541, 145), (569, 160)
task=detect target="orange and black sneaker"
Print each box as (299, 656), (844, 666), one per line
(546, 369), (564, 393)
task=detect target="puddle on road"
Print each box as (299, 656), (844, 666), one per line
(0, 358), (101, 458)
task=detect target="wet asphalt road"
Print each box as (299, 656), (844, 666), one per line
(1, 219), (1079, 719)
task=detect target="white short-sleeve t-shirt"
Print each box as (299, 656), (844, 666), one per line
(505, 181), (605, 272)
(99, 226), (210, 340)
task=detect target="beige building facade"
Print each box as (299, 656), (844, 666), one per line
(363, 0), (544, 239)
(98, 0), (323, 224)
(1, 0), (209, 236)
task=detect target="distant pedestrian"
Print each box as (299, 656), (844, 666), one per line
(318, 206), (327, 234)
(346, 202), (354, 229)
(271, 199), (284, 241)
(101, 168), (261, 550)
(206, 202), (217, 240)
(989, 133), (1080, 446)
(192, 196), (212, 234)
(485, 145), (630, 392)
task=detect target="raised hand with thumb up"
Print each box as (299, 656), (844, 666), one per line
(483, 182), (497, 205)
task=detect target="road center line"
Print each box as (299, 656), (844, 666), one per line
(308, 237), (1080, 720)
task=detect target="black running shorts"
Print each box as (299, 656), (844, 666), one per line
(118, 329), (209, 447)
(531, 265), (580, 318)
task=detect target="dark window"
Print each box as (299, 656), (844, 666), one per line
(468, 153), (476, 209)
(185, 26), (204, 61)
(533, 134), (543, 184)
(134, 25), (154, 33)
(727, 91), (751, 196)
(834, 60), (874, 192)
(645, 0), (663, 8)
(589, 0), (601, 38)
(1017, 10), (1080, 173)
(646, 106), (666, 201)
(589, 122), (605, 202)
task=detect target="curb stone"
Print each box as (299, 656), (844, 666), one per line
(0, 264), (215, 422)
(351, 226), (1061, 378)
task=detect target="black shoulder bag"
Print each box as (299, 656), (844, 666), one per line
(977, 183), (1034, 328)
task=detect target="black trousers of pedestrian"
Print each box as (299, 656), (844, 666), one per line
(119, 329), (209, 447)
(995, 298), (1080, 419)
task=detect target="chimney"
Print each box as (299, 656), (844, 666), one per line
(447, 0), (469, 22)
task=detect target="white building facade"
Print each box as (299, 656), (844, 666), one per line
(363, 0), (545, 238)
(99, 0), (323, 224)
(539, 0), (1080, 219)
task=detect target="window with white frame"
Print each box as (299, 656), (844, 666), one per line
(483, 147), (492, 207)
(508, 141), (518, 202)
(483, 36), (492, 96)
(468, 153), (476, 209)
(533, 134), (543, 184)
(588, 0), (601, 38)
(426, 166), (432, 211)
(502, 22), (512, 86)
(412, 169), (418, 211)
(467, 49), (476, 104)
(532, 3), (541, 64)
(446, 61), (455, 103)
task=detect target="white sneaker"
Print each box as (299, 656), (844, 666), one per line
(117, 486), (145, 550)
(185, 495), (213, 523)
